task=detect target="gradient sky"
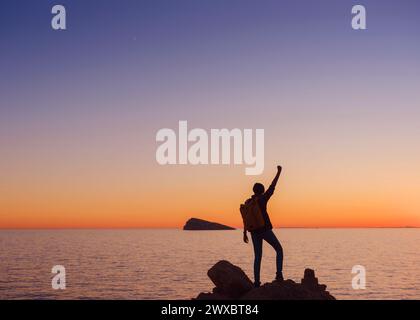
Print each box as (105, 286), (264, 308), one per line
(1, 0), (420, 228)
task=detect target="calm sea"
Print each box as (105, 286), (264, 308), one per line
(0, 229), (419, 300)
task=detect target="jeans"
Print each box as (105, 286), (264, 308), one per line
(251, 229), (283, 285)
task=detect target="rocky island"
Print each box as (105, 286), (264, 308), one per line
(195, 260), (335, 300)
(183, 218), (235, 230)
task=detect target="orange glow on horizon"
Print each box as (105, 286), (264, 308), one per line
(1, 136), (419, 229)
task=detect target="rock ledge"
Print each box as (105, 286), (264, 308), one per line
(195, 260), (335, 300)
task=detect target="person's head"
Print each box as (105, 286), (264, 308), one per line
(253, 183), (265, 195)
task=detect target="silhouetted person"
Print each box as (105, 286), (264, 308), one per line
(243, 166), (284, 287)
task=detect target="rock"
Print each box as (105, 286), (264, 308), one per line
(206, 260), (254, 298)
(195, 292), (231, 300)
(195, 261), (335, 300)
(301, 268), (318, 287)
(183, 218), (235, 230)
(301, 268), (328, 292)
(241, 279), (334, 300)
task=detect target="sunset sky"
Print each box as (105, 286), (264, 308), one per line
(1, 0), (420, 228)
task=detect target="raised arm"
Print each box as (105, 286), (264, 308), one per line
(271, 166), (282, 187)
(264, 166), (282, 200)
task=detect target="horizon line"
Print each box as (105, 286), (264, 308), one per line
(0, 226), (419, 230)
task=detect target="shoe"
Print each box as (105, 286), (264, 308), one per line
(275, 272), (284, 282)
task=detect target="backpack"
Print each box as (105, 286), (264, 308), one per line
(240, 196), (265, 232)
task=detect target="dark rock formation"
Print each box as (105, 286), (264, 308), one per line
(207, 261), (253, 298)
(195, 260), (335, 300)
(183, 218), (235, 230)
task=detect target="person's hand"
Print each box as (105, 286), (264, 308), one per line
(277, 165), (282, 172)
(243, 232), (249, 244)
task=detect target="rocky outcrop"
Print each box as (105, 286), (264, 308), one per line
(207, 261), (253, 298)
(195, 260), (335, 300)
(183, 218), (235, 230)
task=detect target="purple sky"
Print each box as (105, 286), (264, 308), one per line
(1, 0), (420, 227)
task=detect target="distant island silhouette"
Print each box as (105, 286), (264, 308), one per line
(183, 218), (235, 230)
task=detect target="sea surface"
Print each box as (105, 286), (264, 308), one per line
(0, 229), (419, 300)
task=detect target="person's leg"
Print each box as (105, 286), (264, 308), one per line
(251, 232), (263, 287)
(262, 230), (284, 280)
